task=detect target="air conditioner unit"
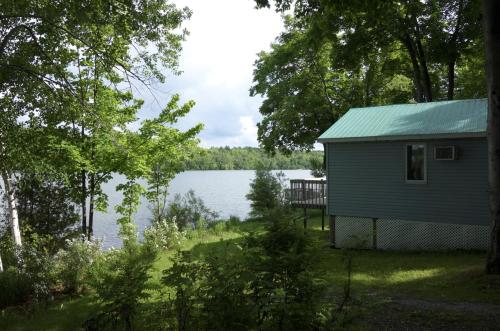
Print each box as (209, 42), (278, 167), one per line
(434, 146), (457, 160)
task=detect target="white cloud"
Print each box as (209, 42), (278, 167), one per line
(237, 115), (259, 146)
(199, 115), (259, 147)
(136, 0), (284, 147)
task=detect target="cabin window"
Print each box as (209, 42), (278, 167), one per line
(406, 144), (426, 183)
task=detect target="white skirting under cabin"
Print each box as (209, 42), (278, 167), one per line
(333, 216), (490, 250)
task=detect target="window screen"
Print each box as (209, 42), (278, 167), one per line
(406, 144), (426, 182)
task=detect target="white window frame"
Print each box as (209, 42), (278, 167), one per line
(434, 146), (456, 160)
(405, 143), (427, 184)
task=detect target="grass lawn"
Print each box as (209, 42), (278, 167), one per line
(1, 211), (499, 330)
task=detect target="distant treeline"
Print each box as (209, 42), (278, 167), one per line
(183, 147), (323, 170)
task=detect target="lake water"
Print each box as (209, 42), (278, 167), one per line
(94, 170), (311, 248)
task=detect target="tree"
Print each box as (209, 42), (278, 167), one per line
(0, 0), (192, 245)
(140, 95), (202, 224)
(253, 0), (485, 152)
(246, 169), (287, 218)
(15, 173), (80, 253)
(251, 17), (414, 152)
(88, 180), (156, 330)
(484, 0), (500, 274)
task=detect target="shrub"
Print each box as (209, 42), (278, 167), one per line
(0, 267), (31, 308)
(198, 247), (254, 330)
(0, 236), (17, 269)
(225, 215), (242, 232)
(55, 236), (102, 294)
(87, 220), (157, 331)
(165, 190), (219, 230)
(227, 215), (241, 227)
(143, 219), (185, 251)
(15, 173), (80, 253)
(19, 241), (57, 303)
(162, 210), (326, 331)
(0, 238), (57, 305)
(162, 246), (253, 331)
(246, 169), (287, 219)
(244, 208), (324, 330)
(209, 220), (226, 236)
(309, 156), (326, 178)
(161, 251), (205, 331)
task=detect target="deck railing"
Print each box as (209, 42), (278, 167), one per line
(289, 179), (326, 208)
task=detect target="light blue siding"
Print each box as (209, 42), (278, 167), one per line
(326, 138), (488, 225)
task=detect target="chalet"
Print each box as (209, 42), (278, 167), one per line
(317, 99), (489, 250)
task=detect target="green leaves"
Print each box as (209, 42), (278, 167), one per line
(253, 0), (486, 152)
(251, 18), (412, 152)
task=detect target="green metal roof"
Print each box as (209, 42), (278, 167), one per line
(318, 99), (487, 143)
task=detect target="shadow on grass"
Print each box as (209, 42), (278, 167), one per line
(301, 210), (500, 304)
(156, 211), (500, 305)
(4, 214), (499, 331)
(0, 295), (100, 331)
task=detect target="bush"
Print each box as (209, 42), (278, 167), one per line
(199, 247), (254, 330)
(165, 190), (219, 230)
(20, 241), (57, 303)
(15, 173), (80, 253)
(162, 209), (326, 331)
(87, 220), (157, 330)
(227, 215), (241, 227)
(246, 169), (287, 219)
(209, 220), (226, 236)
(161, 251), (206, 330)
(55, 236), (102, 294)
(0, 238), (57, 306)
(0, 267), (31, 308)
(162, 247), (253, 331)
(309, 156), (326, 178)
(244, 208), (324, 330)
(143, 219), (185, 251)
(225, 215), (242, 232)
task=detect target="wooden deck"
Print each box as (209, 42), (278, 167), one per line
(290, 179), (326, 209)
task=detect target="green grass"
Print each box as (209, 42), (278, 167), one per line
(0, 296), (99, 331)
(305, 210), (500, 303)
(1, 214), (499, 330)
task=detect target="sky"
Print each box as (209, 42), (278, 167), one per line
(136, 0), (284, 147)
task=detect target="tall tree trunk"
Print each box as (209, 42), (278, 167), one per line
(1, 170), (22, 246)
(401, 35), (424, 102)
(415, 37), (433, 102)
(156, 178), (161, 223)
(447, 0), (463, 101)
(81, 118), (87, 235)
(88, 173), (95, 240)
(81, 169), (87, 235)
(485, 0), (500, 274)
(447, 60), (456, 100)
(0, 252), (3, 272)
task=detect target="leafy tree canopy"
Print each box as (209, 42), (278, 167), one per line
(252, 0), (486, 152)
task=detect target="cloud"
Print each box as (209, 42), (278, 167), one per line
(199, 115), (259, 147)
(134, 0), (284, 147)
(238, 115), (259, 146)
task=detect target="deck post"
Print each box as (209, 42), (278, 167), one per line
(329, 215), (336, 248)
(372, 218), (378, 249)
(303, 208), (307, 229)
(321, 208), (325, 231)
(302, 180), (306, 203)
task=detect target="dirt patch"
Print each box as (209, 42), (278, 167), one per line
(393, 297), (500, 318)
(354, 296), (500, 331)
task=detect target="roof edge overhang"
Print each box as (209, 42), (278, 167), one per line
(317, 131), (487, 144)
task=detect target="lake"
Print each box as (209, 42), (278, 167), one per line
(94, 169), (311, 248)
